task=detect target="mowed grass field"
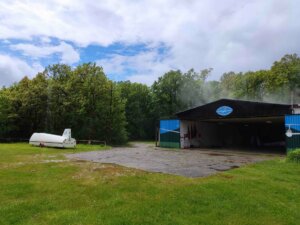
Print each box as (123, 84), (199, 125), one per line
(0, 143), (300, 225)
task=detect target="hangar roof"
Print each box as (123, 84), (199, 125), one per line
(176, 99), (293, 120)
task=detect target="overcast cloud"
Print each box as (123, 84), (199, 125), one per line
(0, 0), (299, 86)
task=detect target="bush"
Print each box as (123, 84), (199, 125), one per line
(287, 149), (300, 163)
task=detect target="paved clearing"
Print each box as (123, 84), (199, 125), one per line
(66, 143), (280, 177)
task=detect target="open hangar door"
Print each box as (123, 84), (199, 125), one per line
(180, 117), (286, 153)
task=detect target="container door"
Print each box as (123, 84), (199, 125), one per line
(159, 120), (180, 148)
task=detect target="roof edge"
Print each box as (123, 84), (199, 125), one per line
(175, 98), (292, 116)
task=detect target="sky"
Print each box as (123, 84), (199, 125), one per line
(0, 0), (300, 86)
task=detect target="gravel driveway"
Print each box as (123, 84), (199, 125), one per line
(66, 143), (280, 177)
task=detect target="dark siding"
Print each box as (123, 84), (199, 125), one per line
(176, 99), (292, 120)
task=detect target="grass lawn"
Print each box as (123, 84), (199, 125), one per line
(0, 143), (300, 225)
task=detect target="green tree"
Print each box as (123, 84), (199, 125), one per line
(44, 64), (72, 134)
(219, 71), (241, 98)
(152, 70), (184, 117)
(0, 88), (15, 137)
(233, 70), (268, 101)
(267, 54), (300, 102)
(179, 68), (212, 108)
(71, 63), (127, 144)
(118, 81), (154, 140)
(151, 69), (213, 119)
(269, 54), (300, 89)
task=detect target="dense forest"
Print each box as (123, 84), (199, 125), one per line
(0, 54), (300, 144)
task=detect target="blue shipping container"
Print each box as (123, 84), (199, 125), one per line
(285, 114), (300, 152)
(160, 120), (180, 148)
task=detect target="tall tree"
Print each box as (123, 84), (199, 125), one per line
(119, 81), (154, 140)
(152, 70), (184, 117)
(44, 64), (73, 133)
(0, 88), (15, 137)
(268, 54), (300, 102)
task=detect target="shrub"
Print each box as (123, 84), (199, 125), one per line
(287, 149), (300, 163)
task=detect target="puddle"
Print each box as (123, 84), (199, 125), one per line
(207, 153), (233, 156)
(211, 165), (240, 171)
(230, 165), (239, 169)
(42, 159), (67, 163)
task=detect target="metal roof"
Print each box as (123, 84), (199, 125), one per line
(176, 98), (293, 120)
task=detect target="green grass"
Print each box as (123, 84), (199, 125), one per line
(287, 149), (300, 163)
(0, 143), (300, 225)
(0, 143), (110, 164)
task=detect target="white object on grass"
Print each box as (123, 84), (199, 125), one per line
(29, 129), (76, 148)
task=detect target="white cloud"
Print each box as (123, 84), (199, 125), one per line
(10, 42), (80, 64)
(0, 54), (43, 86)
(97, 50), (174, 85)
(0, 0), (300, 83)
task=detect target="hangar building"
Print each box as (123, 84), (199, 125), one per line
(159, 99), (300, 153)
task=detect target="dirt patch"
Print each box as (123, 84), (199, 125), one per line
(219, 174), (234, 179)
(74, 159), (89, 163)
(92, 164), (129, 175)
(70, 162), (142, 183)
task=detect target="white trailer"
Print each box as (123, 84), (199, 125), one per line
(29, 129), (76, 148)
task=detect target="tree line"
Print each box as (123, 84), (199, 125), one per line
(0, 54), (299, 143)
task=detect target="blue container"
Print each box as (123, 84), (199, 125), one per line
(285, 115), (300, 152)
(160, 120), (180, 148)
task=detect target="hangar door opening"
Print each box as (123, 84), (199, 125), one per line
(180, 117), (286, 153)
